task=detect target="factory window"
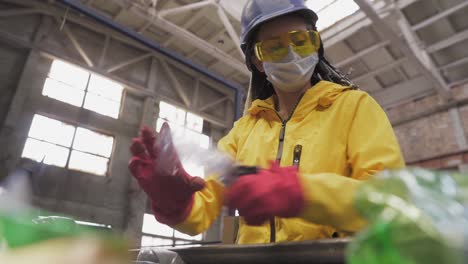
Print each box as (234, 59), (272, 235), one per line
(141, 213), (202, 248)
(156, 101), (210, 177)
(21, 114), (114, 176)
(42, 60), (124, 119)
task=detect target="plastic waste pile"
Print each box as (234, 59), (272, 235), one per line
(347, 168), (468, 264)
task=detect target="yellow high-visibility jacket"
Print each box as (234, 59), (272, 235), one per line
(174, 81), (405, 244)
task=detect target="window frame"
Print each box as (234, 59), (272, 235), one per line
(140, 233), (205, 248)
(141, 213), (203, 248)
(156, 101), (211, 178)
(42, 59), (124, 119)
(22, 113), (115, 176)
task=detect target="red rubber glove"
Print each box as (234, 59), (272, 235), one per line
(129, 122), (205, 225)
(225, 162), (305, 226)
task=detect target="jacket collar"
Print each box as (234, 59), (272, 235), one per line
(247, 81), (354, 117)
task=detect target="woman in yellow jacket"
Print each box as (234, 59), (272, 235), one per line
(129, 0), (405, 244)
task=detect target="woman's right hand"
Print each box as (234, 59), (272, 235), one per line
(128, 122), (205, 225)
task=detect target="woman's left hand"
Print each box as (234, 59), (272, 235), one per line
(225, 162), (305, 225)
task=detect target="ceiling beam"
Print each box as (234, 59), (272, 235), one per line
(321, 0), (389, 45)
(159, 0), (213, 17)
(199, 97), (228, 112)
(153, 0), (159, 10)
(192, 79), (200, 108)
(0, 28), (32, 48)
(396, 67), (409, 81)
(186, 49), (199, 59)
(206, 47), (237, 68)
(162, 55), (236, 98)
(450, 77), (468, 88)
(113, 1), (249, 75)
(8, 2), (235, 105)
(7, 0), (249, 89)
(184, 27), (227, 59)
(353, 57), (408, 83)
(98, 34), (110, 68)
(426, 29), (468, 53)
(5, 0), (245, 93)
(160, 59), (191, 108)
(4, 17), (231, 129)
(353, 0), (452, 102)
(440, 55), (468, 72)
(0, 8), (40, 17)
(395, 0), (420, 9)
(147, 56), (159, 92)
(107, 53), (153, 73)
(163, 10), (206, 46)
(113, 7), (127, 23)
(335, 41), (389, 68)
(412, 0), (468, 31)
(215, 4), (244, 58)
(137, 20), (153, 34)
(61, 23), (94, 67)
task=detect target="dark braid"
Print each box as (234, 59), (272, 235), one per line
(315, 45), (358, 89)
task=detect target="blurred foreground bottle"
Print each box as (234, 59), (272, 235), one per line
(347, 168), (468, 264)
(0, 167), (130, 264)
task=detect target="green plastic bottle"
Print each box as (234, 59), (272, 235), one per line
(0, 212), (83, 248)
(347, 168), (468, 264)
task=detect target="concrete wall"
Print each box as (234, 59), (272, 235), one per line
(0, 6), (234, 245)
(0, 39), (28, 178)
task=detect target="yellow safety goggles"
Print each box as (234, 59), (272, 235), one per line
(254, 30), (321, 62)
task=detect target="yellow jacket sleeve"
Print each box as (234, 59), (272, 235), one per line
(173, 179), (225, 235)
(173, 118), (247, 235)
(299, 93), (405, 232)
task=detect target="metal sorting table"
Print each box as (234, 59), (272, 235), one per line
(137, 239), (350, 264)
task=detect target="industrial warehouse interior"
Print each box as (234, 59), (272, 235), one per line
(1, 0), (468, 263)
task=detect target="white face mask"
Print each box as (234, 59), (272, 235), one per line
(263, 48), (319, 93)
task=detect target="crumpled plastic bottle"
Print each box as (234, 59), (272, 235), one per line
(0, 165), (130, 263)
(0, 169), (84, 248)
(0, 170), (121, 249)
(0, 213), (87, 249)
(347, 168), (468, 264)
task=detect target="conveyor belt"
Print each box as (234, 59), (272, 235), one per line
(137, 239), (350, 264)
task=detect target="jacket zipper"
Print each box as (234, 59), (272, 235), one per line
(262, 94), (305, 243)
(293, 145), (303, 168)
(270, 120), (286, 243)
(275, 121), (286, 163)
